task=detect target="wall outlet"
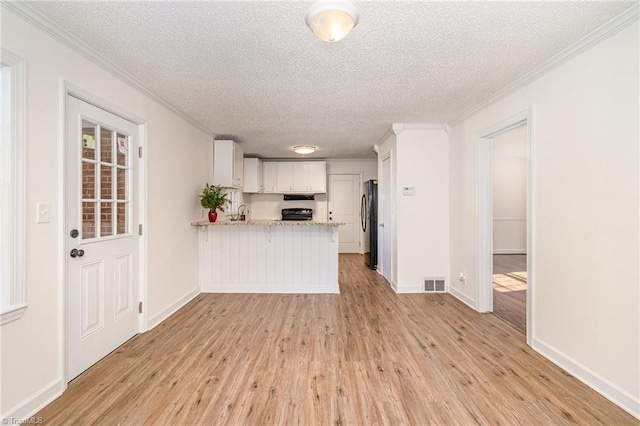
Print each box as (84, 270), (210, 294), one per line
(458, 271), (466, 283)
(402, 187), (415, 196)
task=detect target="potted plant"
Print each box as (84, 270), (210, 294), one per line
(200, 184), (229, 222)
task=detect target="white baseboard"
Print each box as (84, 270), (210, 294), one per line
(2, 378), (63, 422)
(201, 284), (339, 294)
(393, 284), (424, 294)
(448, 286), (477, 310)
(147, 287), (200, 330)
(388, 278), (397, 292)
(533, 337), (640, 419)
(493, 249), (527, 255)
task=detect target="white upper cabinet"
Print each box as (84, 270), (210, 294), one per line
(276, 162), (295, 192)
(213, 140), (243, 189)
(263, 162), (278, 193)
(292, 163), (308, 192)
(306, 161), (327, 193)
(243, 158), (263, 193)
(274, 161), (326, 194)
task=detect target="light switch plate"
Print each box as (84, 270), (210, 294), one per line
(402, 187), (415, 196)
(37, 202), (50, 223)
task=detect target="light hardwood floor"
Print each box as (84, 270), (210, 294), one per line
(493, 254), (527, 334)
(37, 254), (635, 424)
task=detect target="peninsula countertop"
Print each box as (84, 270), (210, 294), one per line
(191, 219), (346, 226)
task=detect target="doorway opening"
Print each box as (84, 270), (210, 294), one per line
(477, 109), (533, 345)
(491, 124), (528, 334)
(493, 254), (526, 333)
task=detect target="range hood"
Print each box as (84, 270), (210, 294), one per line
(283, 194), (315, 201)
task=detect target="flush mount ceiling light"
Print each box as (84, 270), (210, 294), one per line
(305, 0), (359, 42)
(293, 145), (317, 155)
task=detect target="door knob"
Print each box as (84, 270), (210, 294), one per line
(70, 248), (85, 258)
(379, 223), (385, 227)
(70, 229), (79, 238)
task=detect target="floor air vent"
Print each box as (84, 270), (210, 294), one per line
(424, 277), (446, 293)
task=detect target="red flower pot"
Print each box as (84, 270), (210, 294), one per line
(208, 210), (218, 223)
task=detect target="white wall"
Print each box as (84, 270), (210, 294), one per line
(248, 193), (327, 221)
(0, 9), (209, 419)
(492, 124), (527, 254)
(395, 127), (450, 292)
(377, 127), (450, 293)
(449, 22), (639, 416)
(326, 159), (378, 181)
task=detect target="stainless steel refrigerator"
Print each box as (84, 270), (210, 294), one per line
(361, 179), (378, 270)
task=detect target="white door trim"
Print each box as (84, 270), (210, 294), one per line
(476, 107), (535, 347)
(379, 152), (394, 286)
(61, 82), (148, 388)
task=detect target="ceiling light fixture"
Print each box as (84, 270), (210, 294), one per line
(293, 145), (317, 155)
(305, 0), (359, 43)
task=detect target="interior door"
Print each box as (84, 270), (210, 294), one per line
(66, 96), (140, 381)
(380, 156), (392, 282)
(328, 174), (360, 253)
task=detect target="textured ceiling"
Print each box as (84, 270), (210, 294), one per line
(28, 1), (634, 158)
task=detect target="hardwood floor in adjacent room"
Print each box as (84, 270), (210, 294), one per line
(37, 254), (634, 425)
(493, 254), (527, 334)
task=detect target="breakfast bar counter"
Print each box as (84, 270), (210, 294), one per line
(190, 220), (342, 226)
(192, 220), (344, 293)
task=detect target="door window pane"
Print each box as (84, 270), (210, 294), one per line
(117, 168), (127, 200)
(117, 202), (127, 235)
(100, 127), (113, 164)
(80, 124), (132, 241)
(116, 133), (128, 167)
(82, 121), (96, 161)
(100, 202), (113, 237)
(100, 165), (113, 200)
(82, 202), (96, 239)
(82, 162), (96, 200)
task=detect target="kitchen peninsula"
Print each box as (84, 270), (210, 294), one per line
(191, 220), (344, 293)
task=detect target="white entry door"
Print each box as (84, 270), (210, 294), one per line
(66, 96), (140, 381)
(328, 174), (360, 253)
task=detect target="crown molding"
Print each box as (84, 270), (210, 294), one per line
(375, 127), (394, 145)
(449, 3), (640, 127)
(2, 1), (212, 135)
(392, 123), (449, 135)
